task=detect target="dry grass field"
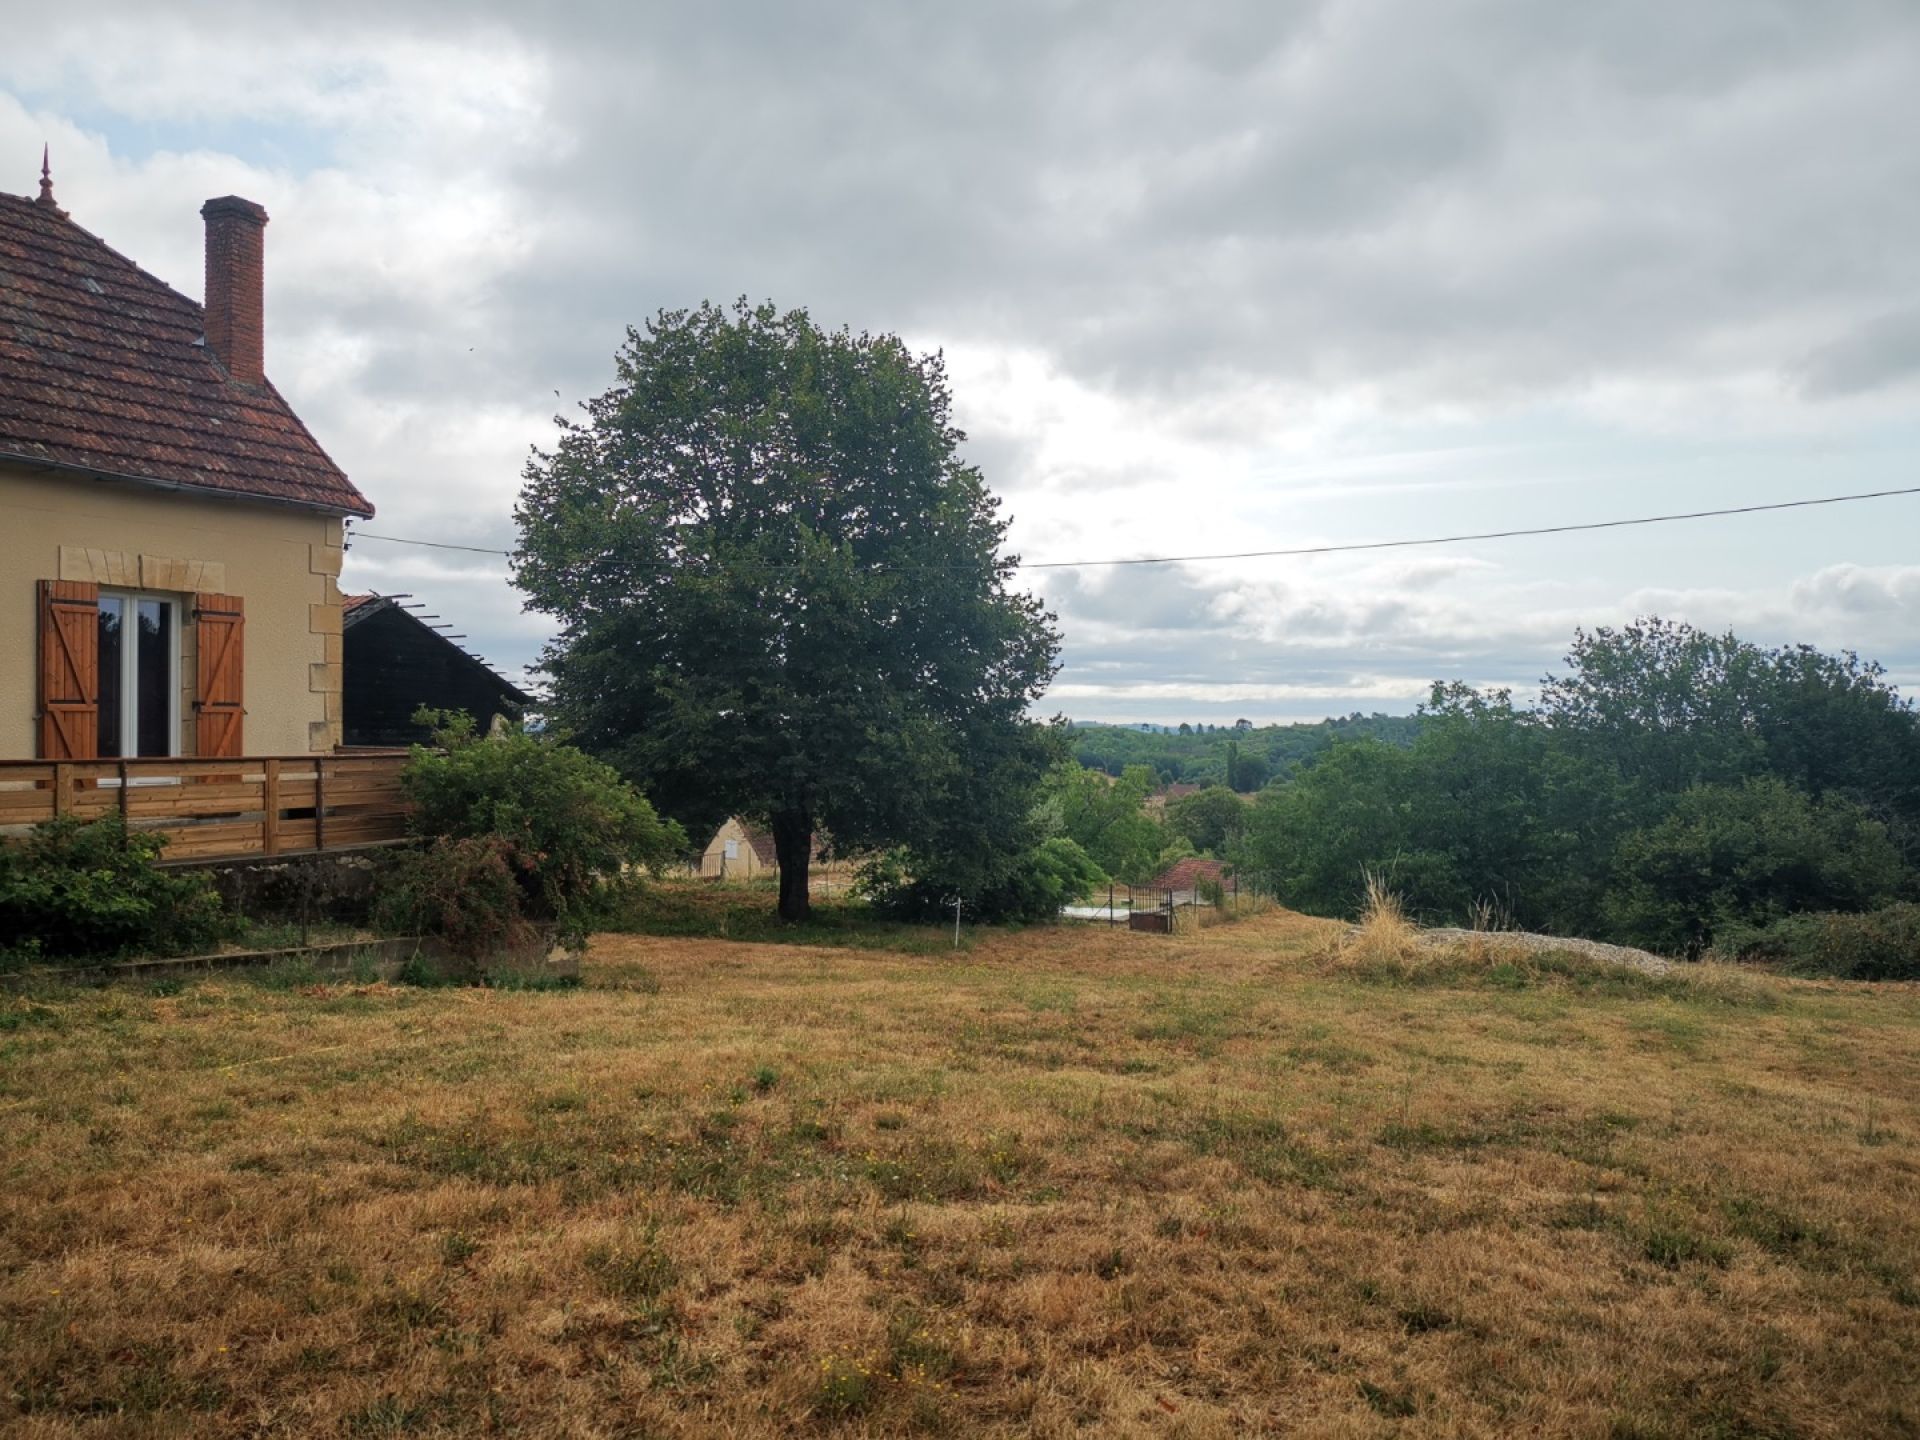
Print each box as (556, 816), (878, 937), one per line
(3, 892), (1918, 1438)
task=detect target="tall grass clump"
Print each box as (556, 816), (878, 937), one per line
(1327, 871), (1422, 970)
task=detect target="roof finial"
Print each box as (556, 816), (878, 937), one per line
(34, 144), (66, 216)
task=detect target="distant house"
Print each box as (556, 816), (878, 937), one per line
(341, 593), (528, 748)
(1149, 856), (1231, 896)
(699, 817), (778, 878)
(698, 817), (842, 881)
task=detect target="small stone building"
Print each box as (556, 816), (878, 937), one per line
(699, 817), (777, 878)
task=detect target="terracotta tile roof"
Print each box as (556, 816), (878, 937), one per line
(341, 592), (379, 616)
(1150, 856), (1231, 892)
(0, 191), (373, 516)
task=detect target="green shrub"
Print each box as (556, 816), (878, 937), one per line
(374, 835), (540, 969)
(862, 835), (1105, 924)
(395, 710), (686, 945)
(1715, 904), (1920, 981)
(0, 816), (232, 961)
(1606, 778), (1902, 954)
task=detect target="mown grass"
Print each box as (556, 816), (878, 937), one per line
(1, 887), (1916, 1436)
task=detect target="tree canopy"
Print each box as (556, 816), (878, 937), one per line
(514, 300), (1061, 920)
(1231, 620), (1919, 953)
(1037, 763), (1167, 883)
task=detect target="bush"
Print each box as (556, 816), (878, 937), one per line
(1715, 904), (1920, 981)
(396, 711), (686, 945)
(373, 835), (540, 968)
(862, 836), (1105, 924)
(0, 816), (232, 962)
(1606, 778), (1902, 954)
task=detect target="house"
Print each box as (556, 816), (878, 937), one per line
(697, 817), (841, 881)
(2, 161), (371, 760)
(0, 162), (406, 861)
(1148, 856), (1232, 896)
(699, 817), (778, 878)
(341, 593), (529, 748)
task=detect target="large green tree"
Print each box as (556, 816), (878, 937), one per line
(1165, 784), (1245, 855)
(1038, 762), (1166, 882)
(1541, 620), (1920, 852)
(513, 301), (1061, 920)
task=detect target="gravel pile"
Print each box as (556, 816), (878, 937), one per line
(1418, 927), (1674, 977)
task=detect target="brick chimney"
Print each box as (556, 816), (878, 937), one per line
(200, 196), (269, 385)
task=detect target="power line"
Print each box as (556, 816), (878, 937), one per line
(1022, 485), (1920, 569)
(353, 532), (510, 555)
(347, 483), (1920, 570)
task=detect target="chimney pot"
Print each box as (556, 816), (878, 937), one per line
(201, 195), (269, 385)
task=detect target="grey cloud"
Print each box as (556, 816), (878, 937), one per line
(9, 2), (1919, 717)
(414, 0), (1920, 412)
(18, 0), (1920, 418)
(1800, 311), (1920, 398)
(1790, 564), (1920, 618)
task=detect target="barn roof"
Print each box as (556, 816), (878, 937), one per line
(340, 593), (529, 704)
(0, 186), (373, 516)
(734, 822), (780, 869)
(717, 818), (832, 869)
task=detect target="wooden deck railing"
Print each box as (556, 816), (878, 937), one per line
(0, 753), (412, 863)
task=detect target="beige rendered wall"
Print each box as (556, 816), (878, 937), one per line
(0, 464), (347, 758)
(699, 817), (768, 878)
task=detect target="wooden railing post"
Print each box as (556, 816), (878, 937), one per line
(314, 757), (327, 850)
(262, 759), (281, 856)
(53, 762), (69, 817)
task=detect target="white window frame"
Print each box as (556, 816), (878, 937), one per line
(98, 588), (183, 761)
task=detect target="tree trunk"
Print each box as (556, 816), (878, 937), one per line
(772, 808), (813, 923)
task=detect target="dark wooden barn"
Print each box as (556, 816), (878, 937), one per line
(341, 593), (530, 748)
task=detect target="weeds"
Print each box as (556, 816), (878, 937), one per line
(584, 1230), (677, 1304)
(815, 1350), (878, 1419)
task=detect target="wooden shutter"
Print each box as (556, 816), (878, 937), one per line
(38, 579), (100, 760)
(194, 592), (245, 757)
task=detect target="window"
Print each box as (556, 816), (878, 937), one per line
(96, 591), (179, 758)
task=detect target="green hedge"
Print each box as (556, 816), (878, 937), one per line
(0, 816), (232, 965)
(1716, 904), (1920, 981)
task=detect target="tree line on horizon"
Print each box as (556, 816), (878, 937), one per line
(1070, 712), (1424, 789)
(1227, 619), (1920, 956)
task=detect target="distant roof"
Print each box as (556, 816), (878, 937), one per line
(716, 818), (833, 868)
(341, 592), (528, 703)
(734, 821), (779, 869)
(0, 189), (373, 516)
(1150, 856), (1231, 892)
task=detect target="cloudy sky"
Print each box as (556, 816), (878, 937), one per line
(6, 1), (1918, 723)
